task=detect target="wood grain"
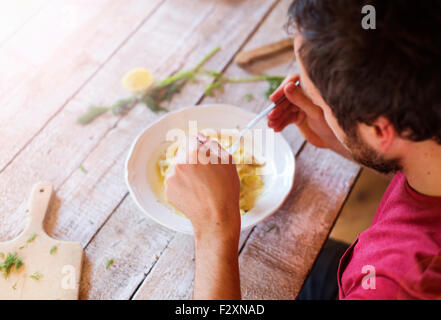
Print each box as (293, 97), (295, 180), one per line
(79, 196), (174, 300)
(0, 0), (165, 172)
(1, 0), (284, 299)
(0, 0), (51, 46)
(75, 0), (288, 300)
(0, 0), (278, 243)
(132, 230), (255, 300)
(239, 144), (360, 299)
(0, 0), (363, 300)
(133, 0), (305, 300)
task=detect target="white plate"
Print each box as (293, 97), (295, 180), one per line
(125, 104), (295, 234)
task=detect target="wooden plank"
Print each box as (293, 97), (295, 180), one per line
(0, 0), (282, 299)
(132, 230), (254, 300)
(66, 0), (286, 300)
(132, 0), (306, 300)
(68, 0), (288, 299)
(0, 0), (165, 172)
(0, 0), (51, 46)
(0, 0), (278, 243)
(239, 144), (360, 300)
(79, 195), (174, 300)
(132, 233), (193, 300)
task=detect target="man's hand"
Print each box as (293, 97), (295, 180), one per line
(165, 134), (242, 299)
(267, 74), (351, 158)
(165, 134), (241, 240)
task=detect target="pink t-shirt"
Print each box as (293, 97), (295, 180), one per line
(338, 171), (441, 300)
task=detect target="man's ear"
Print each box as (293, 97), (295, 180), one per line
(370, 116), (396, 153)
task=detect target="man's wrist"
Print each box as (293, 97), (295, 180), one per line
(194, 227), (240, 250)
(192, 207), (241, 244)
(194, 231), (239, 267)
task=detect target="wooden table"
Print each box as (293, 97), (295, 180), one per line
(0, 0), (360, 299)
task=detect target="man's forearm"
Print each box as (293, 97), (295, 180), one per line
(329, 139), (353, 161)
(193, 234), (241, 300)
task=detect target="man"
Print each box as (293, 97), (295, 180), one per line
(165, 0), (441, 299)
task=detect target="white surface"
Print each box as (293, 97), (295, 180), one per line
(125, 104), (295, 234)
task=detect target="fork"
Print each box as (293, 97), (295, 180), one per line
(226, 80), (300, 154)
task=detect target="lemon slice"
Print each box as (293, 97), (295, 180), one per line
(122, 68), (153, 93)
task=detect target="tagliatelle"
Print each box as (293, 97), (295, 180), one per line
(157, 130), (265, 217)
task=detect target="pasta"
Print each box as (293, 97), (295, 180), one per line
(157, 130), (265, 217)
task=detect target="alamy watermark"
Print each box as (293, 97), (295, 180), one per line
(361, 264), (376, 290)
(362, 5), (376, 30)
(163, 121), (276, 175)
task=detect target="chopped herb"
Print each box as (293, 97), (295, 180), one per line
(12, 282), (17, 290)
(15, 258), (23, 270)
(30, 272), (42, 280)
(79, 165), (88, 174)
(27, 233), (37, 243)
(18, 246), (25, 250)
(266, 224), (279, 233)
(265, 77), (284, 99)
(50, 246), (57, 255)
(0, 252), (4, 259)
(88, 219), (94, 225)
(245, 93), (254, 101)
(105, 259), (114, 270)
(0, 253), (23, 278)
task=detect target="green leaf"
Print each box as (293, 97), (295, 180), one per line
(79, 165), (88, 174)
(27, 233), (37, 243)
(15, 258), (23, 270)
(105, 259), (114, 270)
(30, 272), (42, 280)
(266, 224), (280, 233)
(77, 106), (110, 125)
(265, 77), (284, 99)
(0, 253), (22, 278)
(50, 246), (57, 255)
(142, 95), (168, 113)
(245, 93), (254, 101)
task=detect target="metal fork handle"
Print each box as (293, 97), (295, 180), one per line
(227, 80), (299, 155)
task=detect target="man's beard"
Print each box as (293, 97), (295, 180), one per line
(344, 130), (402, 175)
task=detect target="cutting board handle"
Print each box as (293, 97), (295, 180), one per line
(27, 181), (54, 230)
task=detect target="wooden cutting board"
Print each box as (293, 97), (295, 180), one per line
(0, 182), (83, 300)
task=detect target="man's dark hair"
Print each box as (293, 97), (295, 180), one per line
(288, 0), (441, 144)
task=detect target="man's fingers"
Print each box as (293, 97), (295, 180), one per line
(175, 134), (233, 165)
(272, 110), (299, 132)
(283, 82), (323, 120)
(267, 100), (291, 121)
(205, 138), (233, 164)
(175, 133), (205, 165)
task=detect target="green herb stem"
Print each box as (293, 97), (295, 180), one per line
(192, 46), (221, 72)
